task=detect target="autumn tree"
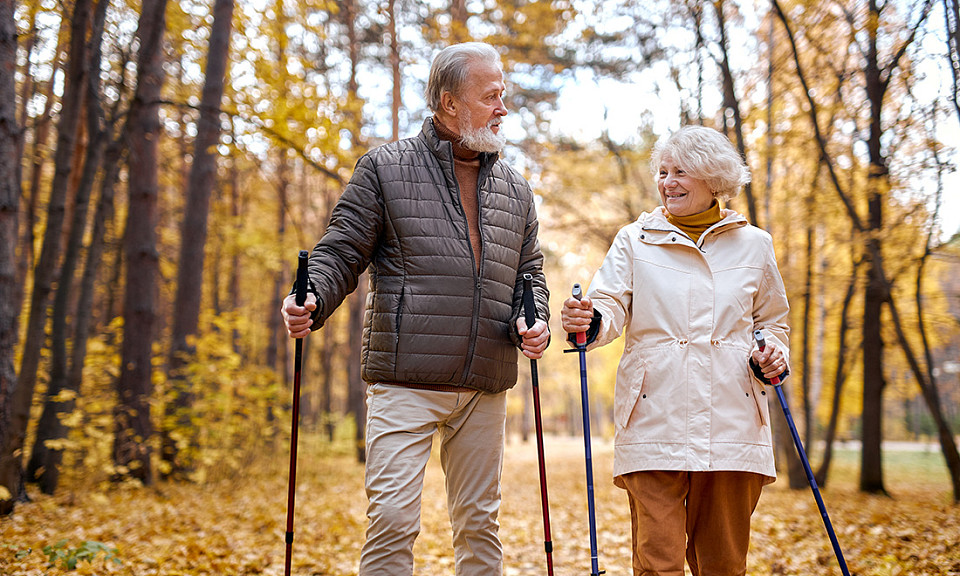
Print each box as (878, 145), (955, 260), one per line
(162, 0), (235, 478)
(4, 0), (92, 504)
(0, 0), (21, 516)
(26, 0), (112, 494)
(773, 0), (960, 500)
(114, 0), (171, 484)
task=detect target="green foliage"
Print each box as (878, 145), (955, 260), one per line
(41, 540), (120, 571)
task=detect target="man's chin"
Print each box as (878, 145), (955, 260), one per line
(460, 128), (506, 153)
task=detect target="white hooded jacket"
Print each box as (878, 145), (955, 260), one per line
(586, 207), (790, 485)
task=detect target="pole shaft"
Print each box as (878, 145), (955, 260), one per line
(531, 362), (555, 574)
(522, 273), (554, 574)
(285, 250), (309, 576)
(579, 345), (601, 576)
(774, 385), (850, 576)
(284, 340), (303, 576)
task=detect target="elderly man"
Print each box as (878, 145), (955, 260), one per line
(281, 42), (550, 576)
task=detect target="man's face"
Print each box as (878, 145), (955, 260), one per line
(453, 61), (508, 153)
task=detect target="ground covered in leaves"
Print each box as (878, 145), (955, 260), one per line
(2, 435), (958, 575)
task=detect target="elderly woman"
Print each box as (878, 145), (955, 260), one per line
(562, 125), (790, 576)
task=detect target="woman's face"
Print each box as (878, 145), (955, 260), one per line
(657, 153), (715, 217)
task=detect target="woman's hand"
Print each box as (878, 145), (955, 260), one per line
(561, 295), (594, 335)
(751, 341), (788, 380)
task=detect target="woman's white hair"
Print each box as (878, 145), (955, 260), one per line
(426, 42), (502, 112)
(651, 126), (751, 201)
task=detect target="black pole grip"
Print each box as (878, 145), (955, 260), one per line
(522, 273), (537, 330)
(572, 283), (583, 301)
(295, 250), (309, 306)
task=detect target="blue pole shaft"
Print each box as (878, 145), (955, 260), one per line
(774, 384), (850, 576)
(578, 344), (601, 576)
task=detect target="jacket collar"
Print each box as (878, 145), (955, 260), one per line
(421, 117), (499, 170)
(641, 206), (748, 244)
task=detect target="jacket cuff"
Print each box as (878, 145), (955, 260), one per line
(566, 310), (602, 347)
(749, 357), (789, 386)
(289, 278), (322, 325)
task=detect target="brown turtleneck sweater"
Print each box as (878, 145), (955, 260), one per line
(434, 119), (482, 270)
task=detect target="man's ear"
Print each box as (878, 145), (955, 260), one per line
(440, 90), (458, 117)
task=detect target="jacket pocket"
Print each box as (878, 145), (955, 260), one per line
(393, 285), (405, 370)
(749, 379), (768, 427)
(615, 360), (648, 430)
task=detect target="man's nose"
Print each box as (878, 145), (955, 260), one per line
(495, 96), (507, 116)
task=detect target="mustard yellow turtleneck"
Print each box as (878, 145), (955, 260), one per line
(665, 200), (722, 244)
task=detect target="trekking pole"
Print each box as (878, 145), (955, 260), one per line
(754, 330), (850, 576)
(522, 273), (555, 576)
(564, 284), (604, 576)
(284, 250), (310, 576)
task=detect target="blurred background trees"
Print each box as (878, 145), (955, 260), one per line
(1, 0), (959, 515)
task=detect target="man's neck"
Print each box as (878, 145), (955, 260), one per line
(433, 116), (480, 161)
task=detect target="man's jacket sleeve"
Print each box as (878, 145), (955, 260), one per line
(307, 154), (384, 329)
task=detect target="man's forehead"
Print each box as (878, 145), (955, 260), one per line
(465, 64), (504, 89)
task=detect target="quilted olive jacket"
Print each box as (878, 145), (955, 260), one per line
(306, 117), (549, 393)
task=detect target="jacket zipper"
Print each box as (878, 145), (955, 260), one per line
(446, 150), (495, 385)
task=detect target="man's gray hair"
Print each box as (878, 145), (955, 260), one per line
(426, 42), (502, 112)
(650, 125), (751, 202)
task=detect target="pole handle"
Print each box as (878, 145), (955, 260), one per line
(753, 329), (781, 385)
(295, 250), (309, 307)
(522, 273), (537, 329)
(572, 284), (587, 347)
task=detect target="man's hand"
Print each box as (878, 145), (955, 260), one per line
(517, 318), (550, 359)
(282, 293), (317, 338)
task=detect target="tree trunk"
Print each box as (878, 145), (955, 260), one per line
(815, 255), (860, 487)
(912, 111), (960, 503)
(0, 0), (22, 516)
(17, 15), (67, 314)
(347, 275), (367, 463)
(712, 0), (757, 224)
(114, 0), (170, 485)
(801, 194), (814, 448)
(162, 0), (235, 478)
(389, 0), (400, 141)
(27, 0), (109, 493)
(229, 149), (242, 354)
(341, 0), (366, 463)
(945, 0), (960, 124)
(859, 0), (889, 496)
(9, 0), (92, 502)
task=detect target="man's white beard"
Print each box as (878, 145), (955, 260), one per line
(458, 113), (506, 153)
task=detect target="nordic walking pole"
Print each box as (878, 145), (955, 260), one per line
(522, 273), (555, 576)
(284, 250), (310, 576)
(566, 284), (604, 576)
(754, 330), (850, 576)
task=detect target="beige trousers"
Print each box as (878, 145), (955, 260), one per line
(619, 470), (765, 576)
(359, 383), (507, 576)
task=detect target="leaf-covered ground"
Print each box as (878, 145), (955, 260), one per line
(2, 435), (958, 575)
